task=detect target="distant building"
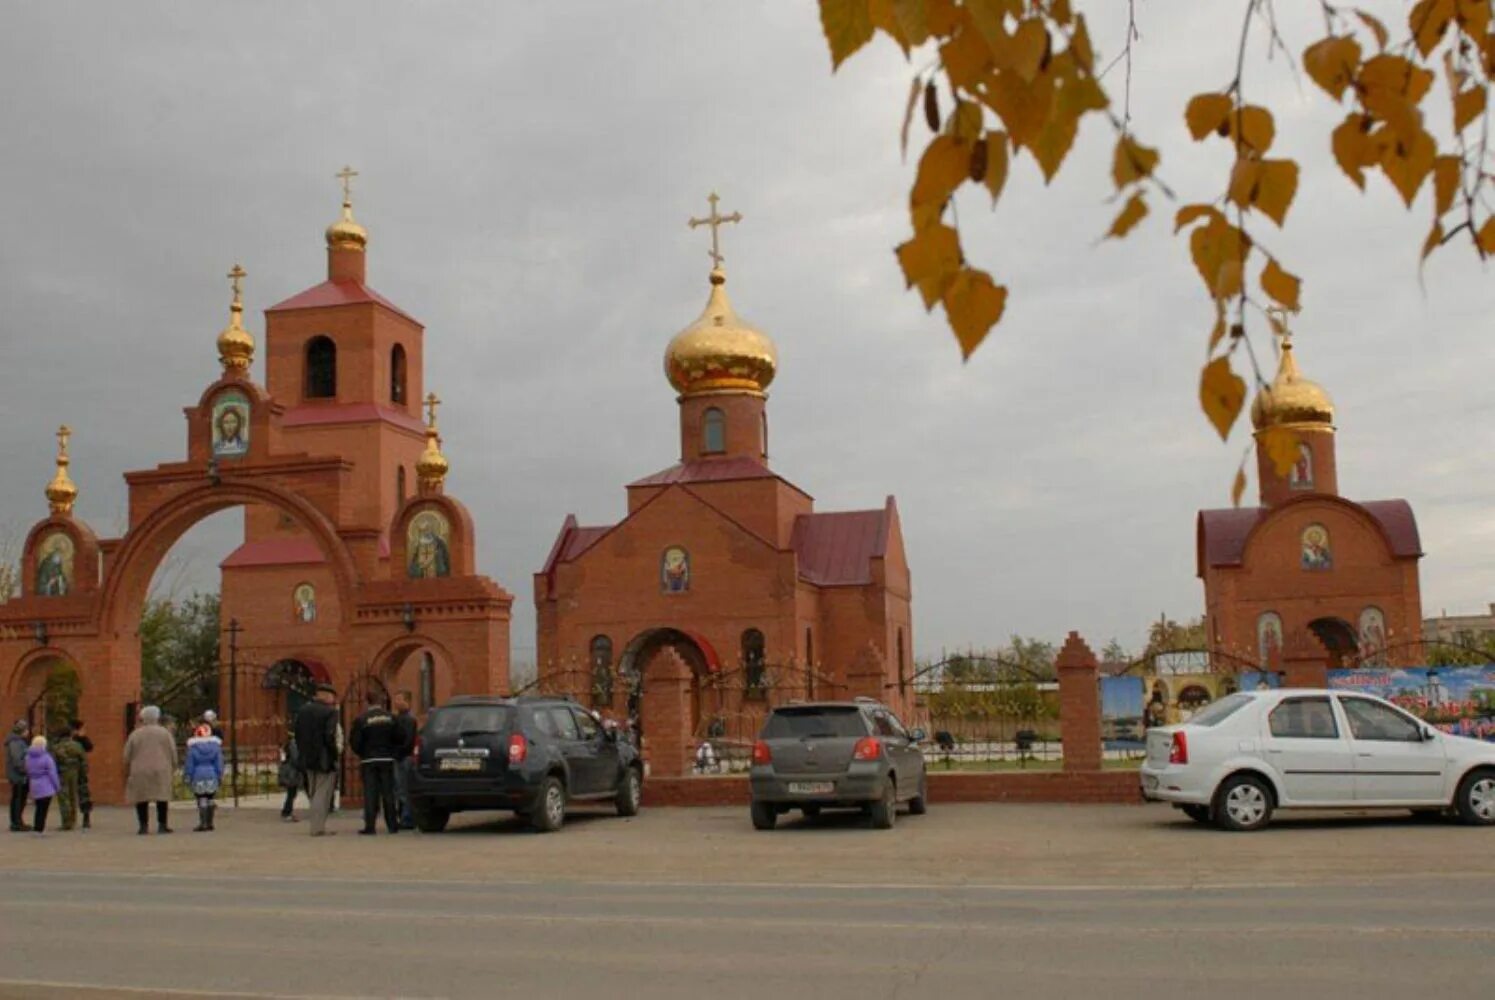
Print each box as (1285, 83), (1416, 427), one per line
(1422, 604), (1495, 644)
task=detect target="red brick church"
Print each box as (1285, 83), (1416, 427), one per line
(534, 199), (913, 775)
(1197, 335), (1423, 685)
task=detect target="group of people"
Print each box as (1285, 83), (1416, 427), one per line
(283, 684), (420, 837)
(7, 687), (421, 837)
(5, 718), (93, 834)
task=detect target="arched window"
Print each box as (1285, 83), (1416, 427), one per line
(805, 626), (815, 698)
(418, 651), (435, 713)
(897, 627), (907, 698)
(396, 465), (407, 505)
(305, 336), (337, 399)
(590, 635), (614, 708)
(703, 407), (726, 454)
(390, 344), (408, 405)
(742, 628), (766, 697)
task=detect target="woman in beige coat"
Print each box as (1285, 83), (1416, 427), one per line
(123, 706), (177, 834)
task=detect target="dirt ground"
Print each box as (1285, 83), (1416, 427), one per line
(5, 799), (1491, 888)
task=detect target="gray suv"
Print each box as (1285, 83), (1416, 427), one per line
(748, 699), (928, 830)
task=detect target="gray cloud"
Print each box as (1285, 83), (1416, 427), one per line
(1, 1), (1490, 664)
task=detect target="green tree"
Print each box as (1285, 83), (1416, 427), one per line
(1101, 638), (1132, 664)
(140, 592), (221, 726)
(1144, 615), (1208, 656)
(1002, 635), (1056, 679)
(1426, 630), (1495, 666)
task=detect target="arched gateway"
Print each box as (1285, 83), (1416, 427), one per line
(0, 178), (512, 802)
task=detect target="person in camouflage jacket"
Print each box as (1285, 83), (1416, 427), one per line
(69, 720), (93, 830)
(50, 729), (86, 831)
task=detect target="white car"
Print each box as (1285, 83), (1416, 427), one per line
(1139, 689), (1495, 831)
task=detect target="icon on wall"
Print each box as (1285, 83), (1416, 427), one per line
(407, 509), (452, 579)
(34, 531), (75, 596)
(212, 390), (250, 458)
(293, 583), (316, 623)
(661, 546), (690, 593)
(1300, 523), (1332, 571)
(1257, 612), (1283, 669)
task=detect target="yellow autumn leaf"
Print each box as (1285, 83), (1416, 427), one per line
(1190, 217), (1251, 299)
(1105, 193), (1148, 239)
(1032, 106), (1079, 182)
(949, 100), (984, 142)
(1379, 128), (1436, 207)
(1254, 159), (1299, 226)
(1261, 258), (1302, 312)
(1356, 9), (1390, 50)
(1409, 0), (1455, 58)
(1175, 203), (1226, 233)
(1231, 462), (1248, 508)
(1111, 136), (1160, 189)
(1229, 106), (1275, 154)
(981, 67), (1052, 147)
(1200, 357), (1247, 441)
(940, 29), (993, 90)
(1302, 36), (1362, 101)
(890, 0), (931, 45)
(1185, 93), (1232, 140)
(895, 223), (962, 310)
(1227, 158), (1263, 210)
(1259, 425), (1300, 476)
(942, 267), (1009, 358)
(911, 135), (969, 212)
(1363, 88), (1423, 144)
(1360, 55), (1434, 104)
(1208, 301), (1228, 352)
(869, 0), (911, 56)
(983, 131), (1010, 203)
(1069, 13), (1094, 72)
(1421, 220), (1444, 261)
(1432, 155), (1460, 215)
(899, 76), (921, 161)
(1332, 113), (1379, 188)
(1453, 87), (1486, 132)
(1478, 216), (1495, 255)
(923, 0), (960, 35)
(819, 0), (875, 70)
(1006, 18), (1049, 83)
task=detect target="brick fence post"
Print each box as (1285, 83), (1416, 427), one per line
(639, 647), (693, 778)
(1055, 630), (1102, 773)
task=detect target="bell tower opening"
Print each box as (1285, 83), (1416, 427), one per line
(305, 336), (337, 399)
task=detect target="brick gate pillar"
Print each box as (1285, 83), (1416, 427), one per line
(639, 647), (692, 778)
(1055, 630), (1102, 773)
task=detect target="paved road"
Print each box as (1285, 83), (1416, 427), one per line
(1, 869), (1492, 999)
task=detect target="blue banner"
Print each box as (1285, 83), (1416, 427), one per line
(1327, 665), (1495, 742)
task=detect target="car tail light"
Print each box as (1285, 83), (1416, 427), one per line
(508, 733), (528, 765)
(1169, 731), (1188, 765)
(853, 737), (883, 762)
(751, 740), (771, 765)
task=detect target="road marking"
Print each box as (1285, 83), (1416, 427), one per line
(0, 977), (437, 1000)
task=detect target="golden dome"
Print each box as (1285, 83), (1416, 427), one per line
(45, 425), (77, 516)
(665, 268), (777, 397)
(325, 199), (368, 252)
(1251, 335), (1334, 431)
(216, 263), (255, 373)
(416, 392), (448, 492)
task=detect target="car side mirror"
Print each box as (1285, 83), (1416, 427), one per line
(1420, 725), (1435, 742)
(909, 728), (926, 743)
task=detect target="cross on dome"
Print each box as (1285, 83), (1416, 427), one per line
(688, 192), (742, 269)
(335, 165), (359, 206)
(424, 391), (441, 430)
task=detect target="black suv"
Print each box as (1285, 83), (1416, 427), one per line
(749, 699), (928, 830)
(408, 695), (643, 833)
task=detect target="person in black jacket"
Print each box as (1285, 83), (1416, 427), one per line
(390, 690), (418, 830)
(293, 684), (341, 837)
(348, 691), (400, 835)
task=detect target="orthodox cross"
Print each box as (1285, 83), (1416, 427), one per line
(424, 392), (441, 429)
(56, 425), (71, 461)
(688, 192), (742, 268)
(227, 263), (246, 305)
(336, 165), (359, 204)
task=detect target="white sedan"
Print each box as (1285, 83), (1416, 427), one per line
(1139, 689), (1495, 831)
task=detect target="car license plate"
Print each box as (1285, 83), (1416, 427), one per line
(1142, 774), (1159, 791)
(787, 781), (834, 795)
(439, 758), (482, 772)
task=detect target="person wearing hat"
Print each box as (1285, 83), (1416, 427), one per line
(5, 720), (30, 832)
(23, 735), (60, 835)
(183, 723), (225, 832)
(201, 709), (224, 741)
(293, 683), (342, 836)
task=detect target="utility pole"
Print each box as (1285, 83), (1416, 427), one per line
(226, 617), (242, 808)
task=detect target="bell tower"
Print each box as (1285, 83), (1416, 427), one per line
(1251, 334), (1338, 507)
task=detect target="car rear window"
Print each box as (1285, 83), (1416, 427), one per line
(762, 707), (868, 739)
(1184, 693), (1252, 727)
(427, 705), (513, 737)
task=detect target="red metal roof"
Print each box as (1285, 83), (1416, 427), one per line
(282, 402), (425, 434)
(628, 456), (781, 489)
(221, 538), (327, 569)
(266, 279), (419, 325)
(791, 507), (890, 586)
(1198, 497), (1421, 573)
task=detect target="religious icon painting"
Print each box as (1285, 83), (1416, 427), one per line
(211, 390), (250, 458)
(1359, 606), (1387, 666)
(1300, 523), (1332, 571)
(1288, 443), (1314, 490)
(406, 509), (452, 579)
(34, 531), (74, 597)
(1256, 612), (1284, 669)
(660, 546), (690, 593)
(293, 583), (316, 623)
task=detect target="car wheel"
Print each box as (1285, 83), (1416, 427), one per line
(615, 767), (642, 817)
(412, 801), (449, 833)
(1213, 774), (1273, 832)
(868, 778), (897, 830)
(1455, 769), (1495, 826)
(908, 774), (929, 816)
(1181, 804), (1211, 824)
(750, 799), (777, 831)
(531, 776), (567, 833)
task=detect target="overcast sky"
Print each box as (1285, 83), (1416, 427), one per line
(1, 2), (1491, 665)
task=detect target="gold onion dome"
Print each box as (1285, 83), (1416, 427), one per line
(217, 263), (255, 372)
(1251, 335), (1334, 430)
(665, 268), (777, 397)
(46, 425), (77, 516)
(326, 165), (367, 251)
(416, 393), (449, 490)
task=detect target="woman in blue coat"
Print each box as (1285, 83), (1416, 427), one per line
(183, 724), (225, 832)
